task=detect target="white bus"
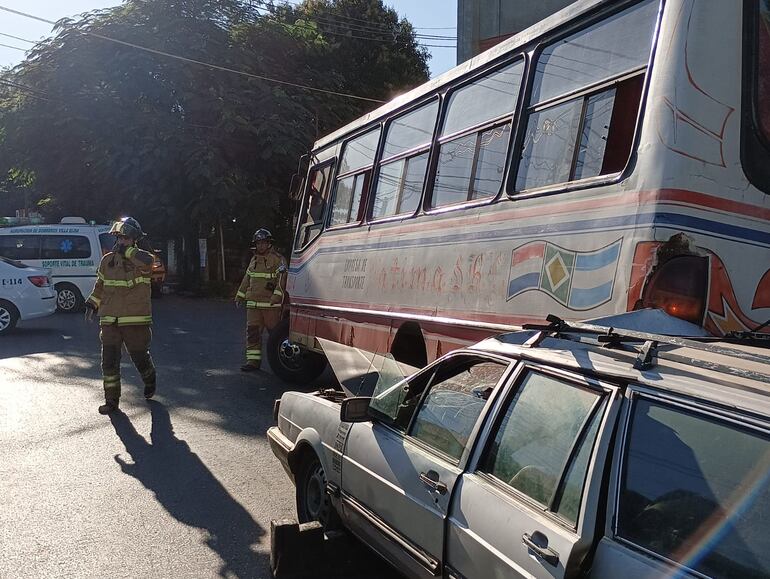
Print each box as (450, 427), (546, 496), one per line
(270, 0), (770, 383)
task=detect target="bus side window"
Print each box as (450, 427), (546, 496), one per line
(372, 99), (438, 220)
(431, 60), (524, 208)
(295, 164), (333, 250)
(515, 0), (659, 192)
(329, 128), (381, 227)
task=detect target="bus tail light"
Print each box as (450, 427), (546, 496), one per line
(27, 275), (51, 287)
(639, 255), (708, 325)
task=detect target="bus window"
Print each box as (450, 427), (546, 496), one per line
(295, 163), (333, 250)
(329, 128), (381, 226)
(372, 100), (438, 219)
(757, 0), (770, 143)
(432, 60), (524, 208)
(515, 0), (658, 192)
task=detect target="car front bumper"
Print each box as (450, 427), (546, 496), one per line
(267, 426), (295, 481)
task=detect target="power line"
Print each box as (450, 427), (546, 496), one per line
(0, 32), (37, 45)
(0, 5), (387, 103)
(0, 41), (26, 52)
(0, 78), (50, 100)
(260, 0), (455, 34)
(254, 6), (455, 48)
(250, 1), (455, 47)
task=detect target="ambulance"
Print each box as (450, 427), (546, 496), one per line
(0, 217), (112, 312)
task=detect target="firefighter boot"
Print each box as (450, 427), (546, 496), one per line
(98, 400), (119, 415)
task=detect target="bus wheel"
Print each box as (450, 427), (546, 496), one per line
(267, 318), (327, 384)
(55, 283), (84, 313)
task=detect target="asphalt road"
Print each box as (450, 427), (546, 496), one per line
(0, 297), (397, 579)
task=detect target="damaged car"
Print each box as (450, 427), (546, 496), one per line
(268, 310), (770, 578)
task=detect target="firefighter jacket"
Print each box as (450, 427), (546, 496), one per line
(237, 250), (287, 309)
(87, 246), (154, 325)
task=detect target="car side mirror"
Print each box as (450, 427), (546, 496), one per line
(340, 397), (372, 423)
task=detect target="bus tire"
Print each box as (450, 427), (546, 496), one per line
(267, 318), (327, 384)
(0, 300), (19, 335)
(55, 283), (84, 313)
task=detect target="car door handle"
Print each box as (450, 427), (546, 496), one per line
(419, 470), (448, 495)
(522, 532), (559, 566)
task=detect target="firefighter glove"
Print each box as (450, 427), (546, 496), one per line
(84, 302), (96, 322)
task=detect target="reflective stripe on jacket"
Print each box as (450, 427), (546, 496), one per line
(87, 247), (154, 324)
(237, 250), (286, 307)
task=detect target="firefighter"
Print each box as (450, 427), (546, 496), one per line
(235, 228), (286, 372)
(85, 217), (157, 415)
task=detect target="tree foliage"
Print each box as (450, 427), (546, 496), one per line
(0, 0), (429, 248)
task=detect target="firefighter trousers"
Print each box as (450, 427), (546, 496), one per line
(245, 307), (280, 366)
(100, 324), (156, 403)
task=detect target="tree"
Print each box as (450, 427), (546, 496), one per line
(0, 0), (429, 271)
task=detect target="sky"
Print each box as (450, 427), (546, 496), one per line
(0, 0), (458, 77)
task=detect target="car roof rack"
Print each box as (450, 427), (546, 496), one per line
(522, 314), (770, 384)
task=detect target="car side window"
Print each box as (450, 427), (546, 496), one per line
(99, 233), (114, 255)
(617, 398), (770, 578)
(0, 234), (41, 260)
(408, 359), (507, 462)
(480, 370), (604, 521)
(40, 235), (91, 259)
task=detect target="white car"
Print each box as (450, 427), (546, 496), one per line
(268, 311), (770, 579)
(0, 217), (112, 312)
(0, 256), (57, 335)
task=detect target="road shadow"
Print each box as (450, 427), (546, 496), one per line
(110, 401), (268, 578)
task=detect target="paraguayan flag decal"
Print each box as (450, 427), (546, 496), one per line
(507, 239), (623, 310)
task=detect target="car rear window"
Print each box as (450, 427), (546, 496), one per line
(0, 256), (30, 268)
(618, 398), (770, 578)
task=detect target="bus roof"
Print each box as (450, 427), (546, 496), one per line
(314, 0), (611, 151)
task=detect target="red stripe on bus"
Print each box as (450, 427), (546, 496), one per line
(291, 188), (770, 265)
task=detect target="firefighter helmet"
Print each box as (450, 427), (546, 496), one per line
(251, 228), (273, 248)
(109, 217), (144, 240)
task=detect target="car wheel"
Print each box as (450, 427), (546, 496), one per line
(0, 300), (19, 335)
(267, 318), (327, 384)
(55, 283), (84, 313)
(296, 453), (340, 530)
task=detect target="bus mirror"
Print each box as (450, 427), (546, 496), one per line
(288, 174), (305, 202)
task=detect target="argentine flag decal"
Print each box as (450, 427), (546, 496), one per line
(507, 239), (622, 310)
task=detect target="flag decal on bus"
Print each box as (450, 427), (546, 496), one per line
(507, 239), (622, 310)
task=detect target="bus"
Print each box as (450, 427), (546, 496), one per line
(268, 0), (770, 383)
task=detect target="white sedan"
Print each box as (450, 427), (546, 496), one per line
(0, 256), (57, 335)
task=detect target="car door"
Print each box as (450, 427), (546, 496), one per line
(445, 363), (620, 579)
(341, 353), (511, 578)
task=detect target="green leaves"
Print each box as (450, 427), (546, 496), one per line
(0, 0), (428, 248)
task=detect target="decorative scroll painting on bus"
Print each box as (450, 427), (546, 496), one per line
(507, 239), (622, 310)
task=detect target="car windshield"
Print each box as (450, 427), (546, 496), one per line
(0, 255), (30, 268)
